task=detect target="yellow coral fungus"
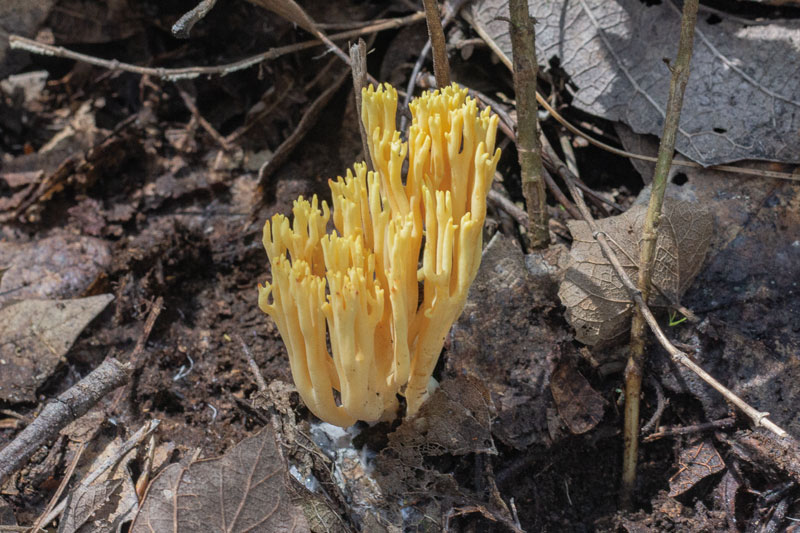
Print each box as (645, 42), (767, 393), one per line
(259, 83), (500, 425)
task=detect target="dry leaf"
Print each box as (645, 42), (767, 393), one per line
(668, 439), (725, 497)
(0, 233), (112, 307)
(558, 199), (712, 346)
(58, 480), (124, 533)
(550, 362), (606, 434)
(375, 375), (496, 499)
(449, 234), (567, 448)
(0, 294), (114, 402)
(58, 427), (141, 533)
(470, 0), (800, 166)
(130, 425), (309, 533)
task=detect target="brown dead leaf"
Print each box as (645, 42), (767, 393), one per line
(0, 294), (114, 402)
(58, 423), (141, 533)
(558, 198), (712, 346)
(449, 234), (567, 449)
(0, 233), (112, 307)
(374, 375), (495, 504)
(668, 439), (725, 498)
(550, 362), (607, 434)
(130, 425), (309, 533)
(58, 479), (125, 533)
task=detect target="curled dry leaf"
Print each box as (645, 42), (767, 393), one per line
(130, 425), (309, 533)
(558, 199), (712, 346)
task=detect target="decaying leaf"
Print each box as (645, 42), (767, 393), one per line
(58, 479), (125, 533)
(57, 423), (141, 533)
(374, 376), (496, 499)
(558, 199), (712, 346)
(449, 234), (567, 448)
(0, 294), (114, 402)
(130, 425), (309, 533)
(470, 0), (800, 166)
(550, 362), (606, 434)
(0, 233), (112, 307)
(668, 439), (725, 497)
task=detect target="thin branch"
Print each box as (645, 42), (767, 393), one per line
(643, 417), (736, 442)
(422, 0), (450, 88)
(38, 420), (160, 527)
(639, 376), (667, 435)
(172, 0), (218, 38)
(350, 39), (374, 172)
(177, 84), (231, 151)
(0, 358), (131, 486)
(247, 0), (352, 67)
(256, 67), (351, 187)
(402, 0), (469, 131)
(108, 296), (164, 414)
(30, 441), (87, 532)
(509, 0), (549, 248)
(470, 88), (581, 220)
(623, 0), (698, 507)
(8, 11), (425, 82)
(538, 135), (788, 440)
(236, 333), (268, 393)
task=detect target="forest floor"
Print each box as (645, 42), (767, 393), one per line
(1, 1), (799, 531)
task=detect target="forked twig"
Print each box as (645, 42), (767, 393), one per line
(8, 12), (425, 81)
(623, 0), (699, 506)
(539, 136), (788, 442)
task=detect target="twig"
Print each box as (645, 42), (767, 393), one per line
(402, 0), (468, 131)
(539, 135), (788, 439)
(558, 129), (580, 178)
(639, 376), (667, 435)
(509, 0), (550, 249)
(0, 358), (131, 486)
(38, 419), (160, 527)
(622, 0), (698, 507)
(572, 179), (624, 213)
(350, 39), (373, 172)
(237, 333), (268, 393)
(176, 84), (231, 151)
(487, 188), (528, 228)
(557, 129), (611, 216)
(8, 12), (424, 82)
(256, 67), (350, 188)
(171, 0), (218, 38)
(29, 441), (87, 532)
(643, 417), (736, 442)
(8, 114), (138, 221)
(248, 0), (353, 68)
(463, 12), (800, 184)
(108, 296), (164, 414)
(469, 87), (581, 220)
(224, 81), (295, 145)
(422, 0), (450, 88)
